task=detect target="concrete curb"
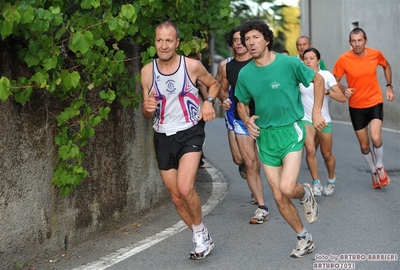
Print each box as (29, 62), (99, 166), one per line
(70, 159), (228, 270)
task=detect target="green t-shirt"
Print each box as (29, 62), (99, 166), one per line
(319, 59), (327, 70)
(235, 54), (315, 128)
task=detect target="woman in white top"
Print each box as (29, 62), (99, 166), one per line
(300, 48), (346, 196)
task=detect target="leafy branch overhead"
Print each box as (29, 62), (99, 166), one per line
(0, 0), (234, 196)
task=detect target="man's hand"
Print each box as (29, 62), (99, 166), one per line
(142, 90), (157, 118)
(199, 101), (216, 122)
(246, 115), (260, 139)
(312, 113), (327, 132)
(344, 88), (355, 98)
(219, 98), (232, 111)
(386, 86), (395, 101)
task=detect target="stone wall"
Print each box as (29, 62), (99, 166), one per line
(0, 42), (169, 269)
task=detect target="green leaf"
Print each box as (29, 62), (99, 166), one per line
(92, 0), (101, 8)
(23, 51), (40, 67)
(0, 77), (11, 101)
(31, 18), (50, 32)
(71, 100), (84, 110)
(14, 87), (33, 105)
(80, 0), (92, 9)
(57, 107), (80, 123)
(0, 21), (13, 40)
(69, 31), (94, 54)
(220, 8), (230, 17)
(70, 71), (81, 88)
(43, 56), (58, 71)
(114, 50), (125, 61)
(55, 132), (68, 146)
(148, 46), (156, 57)
(50, 6), (61, 14)
(121, 4), (135, 20)
(99, 90), (107, 99)
(99, 107), (111, 119)
(61, 70), (80, 89)
(60, 186), (72, 196)
(91, 115), (102, 127)
(32, 72), (45, 85)
(20, 6), (34, 24)
(58, 142), (80, 160)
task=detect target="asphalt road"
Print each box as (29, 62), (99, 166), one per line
(32, 117), (400, 270)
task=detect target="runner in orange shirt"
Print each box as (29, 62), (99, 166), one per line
(332, 27), (395, 189)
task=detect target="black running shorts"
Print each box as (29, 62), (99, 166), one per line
(153, 124), (205, 170)
(349, 103), (383, 131)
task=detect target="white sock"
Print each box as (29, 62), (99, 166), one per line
(362, 150), (376, 173)
(373, 144), (384, 168)
(297, 227), (309, 239)
(301, 186), (310, 201)
(328, 176), (336, 184)
(192, 222), (204, 232)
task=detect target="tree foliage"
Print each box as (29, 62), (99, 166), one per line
(215, 0), (299, 57)
(0, 0), (235, 195)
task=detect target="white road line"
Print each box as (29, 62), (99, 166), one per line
(71, 166), (227, 270)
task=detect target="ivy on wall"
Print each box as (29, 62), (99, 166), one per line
(0, 0), (235, 195)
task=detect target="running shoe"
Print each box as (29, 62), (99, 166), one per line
(250, 194), (258, 205)
(323, 183), (335, 196)
(376, 167), (390, 187)
(371, 172), (382, 189)
(249, 207), (269, 224)
(238, 163), (247, 179)
(312, 182), (323, 196)
(290, 234), (315, 258)
(300, 183), (319, 223)
(189, 227), (214, 260)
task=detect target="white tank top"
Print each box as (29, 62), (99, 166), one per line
(150, 56), (200, 134)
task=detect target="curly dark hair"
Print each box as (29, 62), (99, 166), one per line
(226, 25), (242, 47)
(240, 19), (274, 50)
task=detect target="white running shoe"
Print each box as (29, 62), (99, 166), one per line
(290, 234), (315, 258)
(312, 182), (323, 196)
(300, 183), (319, 223)
(249, 207), (269, 224)
(189, 227), (214, 260)
(323, 183), (335, 196)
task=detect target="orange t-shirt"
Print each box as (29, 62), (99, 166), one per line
(333, 48), (387, 108)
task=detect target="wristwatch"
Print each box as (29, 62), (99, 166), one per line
(386, 83), (393, 87)
(204, 97), (215, 104)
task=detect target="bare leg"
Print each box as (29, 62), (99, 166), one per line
(263, 150), (305, 233)
(236, 134), (265, 206)
(160, 151), (203, 228)
(304, 124), (319, 180)
(318, 132), (336, 179)
(227, 130), (243, 165)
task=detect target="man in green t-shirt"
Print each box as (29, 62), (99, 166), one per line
(235, 19), (327, 258)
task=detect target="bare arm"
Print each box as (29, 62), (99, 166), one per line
(333, 74), (347, 94)
(328, 85), (347, 103)
(140, 64), (157, 119)
(312, 73), (328, 131)
(197, 81), (208, 100)
(334, 74), (355, 99)
(237, 101), (259, 139)
(383, 61), (395, 101)
(215, 59), (229, 102)
(187, 58), (221, 121)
